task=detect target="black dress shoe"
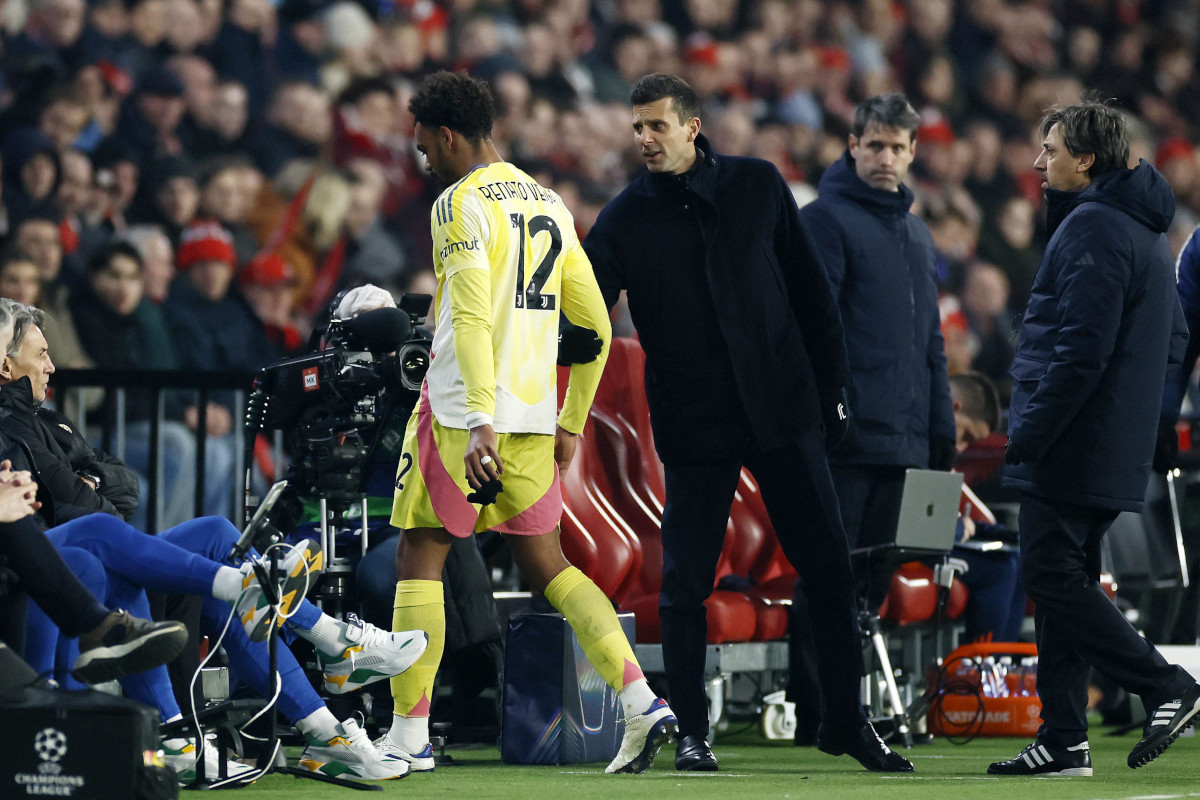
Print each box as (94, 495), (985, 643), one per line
(675, 734), (718, 771)
(817, 723), (914, 772)
(793, 711), (821, 746)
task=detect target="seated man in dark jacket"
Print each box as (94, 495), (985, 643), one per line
(0, 299), (426, 782)
(0, 306), (139, 522)
(0, 296), (185, 687)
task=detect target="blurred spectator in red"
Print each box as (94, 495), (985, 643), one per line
(332, 77), (418, 219)
(246, 164), (351, 314)
(239, 252), (303, 357)
(1156, 138), (1197, 212)
(939, 293), (977, 375)
(163, 219), (272, 515)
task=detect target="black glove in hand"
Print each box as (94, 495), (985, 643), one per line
(1154, 417), (1179, 474)
(557, 325), (603, 366)
(1004, 438), (1029, 466)
(821, 387), (851, 454)
(467, 479), (504, 506)
(929, 436), (957, 471)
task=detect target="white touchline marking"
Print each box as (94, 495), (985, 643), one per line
(555, 771), (750, 778)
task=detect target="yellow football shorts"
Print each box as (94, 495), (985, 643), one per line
(390, 401), (562, 537)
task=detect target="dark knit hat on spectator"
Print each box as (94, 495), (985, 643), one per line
(278, 0), (323, 23)
(138, 70), (185, 98)
(178, 221), (236, 269)
(147, 155), (197, 191)
(239, 253), (295, 289)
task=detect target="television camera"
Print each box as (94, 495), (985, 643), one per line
(244, 293), (433, 519)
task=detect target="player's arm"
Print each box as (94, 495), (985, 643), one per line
(446, 268), (494, 426)
(557, 240), (611, 436)
(439, 194), (501, 483)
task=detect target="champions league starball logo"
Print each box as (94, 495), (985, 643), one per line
(13, 726), (86, 795)
(33, 729), (67, 764)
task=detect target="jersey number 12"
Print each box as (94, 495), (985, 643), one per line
(510, 212), (560, 311)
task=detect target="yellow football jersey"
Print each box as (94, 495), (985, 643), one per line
(424, 161), (610, 435)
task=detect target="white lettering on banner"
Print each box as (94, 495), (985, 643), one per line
(941, 710), (1012, 724)
(14, 772), (86, 796)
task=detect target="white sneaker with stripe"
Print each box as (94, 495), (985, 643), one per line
(987, 740), (1092, 776)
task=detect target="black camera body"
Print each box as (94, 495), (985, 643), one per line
(245, 295), (433, 511)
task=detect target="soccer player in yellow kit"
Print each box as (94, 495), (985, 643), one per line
(380, 70), (676, 775)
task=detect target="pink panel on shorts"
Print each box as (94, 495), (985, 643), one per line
(492, 465), (562, 536)
(416, 389), (478, 538)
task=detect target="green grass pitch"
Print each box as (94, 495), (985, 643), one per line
(222, 726), (1198, 800)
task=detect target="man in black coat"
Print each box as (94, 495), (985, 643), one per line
(584, 73), (911, 774)
(0, 303), (140, 522)
(786, 93), (956, 740)
(989, 100), (1200, 778)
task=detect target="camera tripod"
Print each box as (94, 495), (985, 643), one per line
(225, 481), (381, 791)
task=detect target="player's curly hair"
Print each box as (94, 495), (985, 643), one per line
(408, 71), (494, 142)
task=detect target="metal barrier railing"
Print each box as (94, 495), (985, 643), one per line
(49, 369), (258, 533)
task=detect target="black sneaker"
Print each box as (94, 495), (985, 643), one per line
(71, 610), (188, 684)
(817, 723), (915, 772)
(987, 740), (1092, 777)
(1128, 683), (1200, 768)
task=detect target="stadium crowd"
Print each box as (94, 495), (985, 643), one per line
(0, 0), (1199, 410)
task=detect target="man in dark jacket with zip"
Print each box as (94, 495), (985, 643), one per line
(988, 100), (1200, 778)
(786, 93), (956, 742)
(0, 303), (140, 522)
(584, 73), (911, 774)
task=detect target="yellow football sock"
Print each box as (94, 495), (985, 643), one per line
(545, 566), (643, 691)
(391, 580), (444, 717)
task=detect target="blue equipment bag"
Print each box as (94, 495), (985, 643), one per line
(500, 612), (635, 765)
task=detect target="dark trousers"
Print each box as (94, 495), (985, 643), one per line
(659, 427), (865, 738)
(1019, 492), (1193, 746)
(955, 545), (1025, 643)
(787, 464), (904, 721)
(0, 517), (109, 653)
